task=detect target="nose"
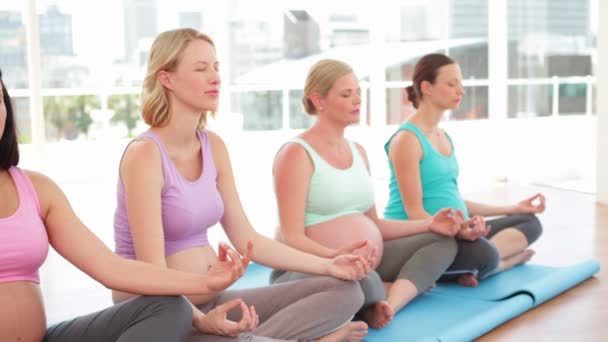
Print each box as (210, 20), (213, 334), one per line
(354, 92), (362, 105)
(210, 69), (221, 86)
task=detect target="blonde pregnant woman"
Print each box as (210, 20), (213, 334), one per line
(271, 59), (462, 329)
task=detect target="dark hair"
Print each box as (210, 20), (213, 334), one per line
(0, 68), (20, 170)
(406, 53), (455, 109)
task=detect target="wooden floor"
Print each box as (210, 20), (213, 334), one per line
(470, 183), (607, 341)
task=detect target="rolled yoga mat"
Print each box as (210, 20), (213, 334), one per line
(230, 260), (600, 341)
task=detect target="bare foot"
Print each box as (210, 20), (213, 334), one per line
(500, 249), (535, 272)
(316, 321), (368, 342)
(360, 301), (394, 329)
(456, 273), (479, 287)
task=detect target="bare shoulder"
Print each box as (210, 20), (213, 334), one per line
(205, 129), (228, 155)
(24, 169), (57, 193)
(274, 140), (312, 173)
(121, 138), (161, 168)
(389, 129), (422, 157)
(23, 169), (63, 215)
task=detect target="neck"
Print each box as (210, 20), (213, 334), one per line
(151, 102), (203, 147)
(310, 117), (347, 145)
(411, 101), (446, 131)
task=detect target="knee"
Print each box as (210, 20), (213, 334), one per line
(477, 242), (500, 278)
(326, 278), (365, 313)
(437, 235), (458, 260)
(521, 214), (543, 245)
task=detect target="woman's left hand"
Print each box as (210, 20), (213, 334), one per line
(514, 193), (546, 214)
(457, 216), (491, 241)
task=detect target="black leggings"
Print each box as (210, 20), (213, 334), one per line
(445, 214), (543, 280)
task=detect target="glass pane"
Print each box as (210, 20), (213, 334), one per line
(0, 5), (29, 88)
(12, 97), (32, 143)
(508, 85), (552, 118)
(592, 83), (596, 115)
(450, 85), (488, 120)
(231, 91), (282, 131)
(449, 0), (488, 79)
(289, 89), (314, 129)
(508, 0), (594, 78)
(558, 83), (586, 115)
(43, 95), (101, 141)
(108, 94), (142, 138)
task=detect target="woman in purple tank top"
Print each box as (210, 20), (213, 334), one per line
(0, 69), (252, 341)
(112, 28), (374, 342)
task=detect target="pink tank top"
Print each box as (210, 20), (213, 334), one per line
(0, 167), (49, 283)
(114, 130), (225, 259)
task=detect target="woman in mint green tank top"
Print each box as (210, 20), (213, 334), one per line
(384, 53), (545, 287)
(271, 59), (464, 330)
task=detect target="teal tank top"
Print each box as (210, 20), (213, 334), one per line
(285, 137), (376, 227)
(383, 122), (469, 220)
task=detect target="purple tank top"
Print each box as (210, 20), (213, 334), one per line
(114, 130), (224, 259)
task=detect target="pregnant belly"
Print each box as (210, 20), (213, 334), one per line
(306, 213), (384, 269)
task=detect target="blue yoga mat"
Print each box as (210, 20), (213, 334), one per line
(230, 260), (600, 342)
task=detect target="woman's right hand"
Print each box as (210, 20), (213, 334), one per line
(427, 208), (461, 237)
(194, 299), (259, 336)
(205, 241), (253, 293)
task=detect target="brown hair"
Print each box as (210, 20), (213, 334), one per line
(406, 53), (455, 108)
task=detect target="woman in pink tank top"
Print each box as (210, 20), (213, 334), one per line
(112, 28), (374, 342)
(0, 69), (250, 342)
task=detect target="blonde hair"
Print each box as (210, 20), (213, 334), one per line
(142, 28), (215, 128)
(302, 59), (353, 115)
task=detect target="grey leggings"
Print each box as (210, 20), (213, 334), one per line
(187, 276), (364, 342)
(271, 233), (457, 308)
(44, 295), (191, 342)
(445, 213), (543, 280)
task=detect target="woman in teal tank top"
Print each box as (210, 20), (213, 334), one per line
(384, 53), (545, 287)
(271, 59), (464, 329)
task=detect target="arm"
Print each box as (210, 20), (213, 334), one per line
(273, 142), (340, 258)
(355, 143), (457, 239)
(465, 193), (546, 217)
(30, 171), (236, 296)
(209, 132), (369, 279)
(119, 140), (218, 305)
(388, 131), (432, 220)
(464, 200), (517, 217)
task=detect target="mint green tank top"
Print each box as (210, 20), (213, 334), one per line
(286, 137), (376, 227)
(383, 122), (469, 220)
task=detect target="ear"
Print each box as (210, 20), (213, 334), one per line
(156, 70), (173, 90)
(420, 80), (433, 96)
(309, 92), (324, 111)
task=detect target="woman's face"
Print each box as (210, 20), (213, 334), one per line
(317, 72), (362, 126)
(0, 83), (6, 141)
(425, 63), (465, 110)
(165, 39), (220, 113)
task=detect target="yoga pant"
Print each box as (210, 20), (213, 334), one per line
(44, 295), (191, 342)
(446, 213), (543, 279)
(271, 233), (457, 307)
(188, 276), (364, 341)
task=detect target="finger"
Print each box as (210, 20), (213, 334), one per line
(250, 305), (259, 328)
(217, 298), (243, 313)
(218, 242), (230, 261)
(226, 249), (244, 276)
(242, 240), (254, 268)
(237, 301), (252, 331)
(367, 246), (378, 266)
